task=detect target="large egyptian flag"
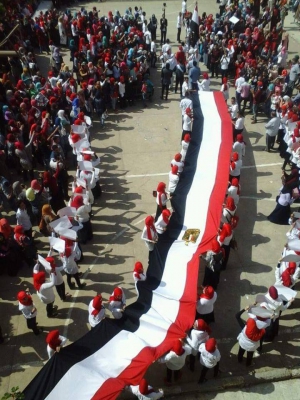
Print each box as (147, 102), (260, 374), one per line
(24, 92), (232, 400)
(189, 3), (199, 45)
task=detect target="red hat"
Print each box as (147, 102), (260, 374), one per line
(31, 179), (41, 192)
(195, 319), (211, 334)
(112, 287), (122, 301)
(184, 133), (191, 142)
(172, 165), (179, 174)
(236, 134), (243, 143)
(75, 186), (83, 194)
(157, 182), (166, 192)
(46, 330), (61, 350)
(174, 153), (182, 162)
(134, 261), (144, 273)
(45, 256), (56, 267)
(201, 285), (214, 299)
(205, 338), (217, 353)
(71, 133), (81, 143)
(269, 286), (278, 300)
(292, 114), (299, 122)
(78, 112), (85, 121)
(232, 152), (239, 161)
(17, 291), (33, 306)
(91, 294), (103, 315)
(70, 93), (77, 101)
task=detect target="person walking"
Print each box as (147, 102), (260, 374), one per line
(46, 330), (67, 359)
(177, 12), (183, 43)
(17, 290), (42, 335)
(88, 294), (105, 328)
(186, 319), (211, 372)
(33, 271), (58, 318)
(158, 339), (191, 386)
(160, 15), (168, 46)
(189, 61), (201, 90)
(161, 63), (172, 100)
(198, 338), (221, 384)
(264, 111), (281, 152)
(141, 216), (158, 251)
(236, 309), (265, 366)
(107, 287), (126, 319)
(196, 286), (217, 323)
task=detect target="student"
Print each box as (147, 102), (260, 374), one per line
(17, 290), (42, 335)
(186, 319), (211, 372)
(198, 338), (221, 384)
(46, 330), (67, 359)
(88, 294), (105, 328)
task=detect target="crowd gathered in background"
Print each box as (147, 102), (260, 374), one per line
(0, 0), (299, 397)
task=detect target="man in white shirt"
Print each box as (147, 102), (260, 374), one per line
(144, 29), (152, 51)
(180, 92), (193, 120)
(265, 111), (281, 152)
(177, 12), (183, 43)
(235, 72), (245, 111)
(229, 97), (238, 120)
(150, 40), (157, 67)
(182, 76), (189, 98)
(162, 39), (171, 54)
(182, 0), (187, 14)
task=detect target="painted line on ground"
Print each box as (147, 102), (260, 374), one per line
(101, 163), (282, 180)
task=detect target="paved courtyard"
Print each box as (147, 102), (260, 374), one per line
(0, 1), (300, 398)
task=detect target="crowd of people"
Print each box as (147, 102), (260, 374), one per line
(0, 0), (300, 397)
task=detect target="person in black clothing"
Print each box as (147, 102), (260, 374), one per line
(161, 63), (172, 100)
(149, 14), (158, 40)
(175, 62), (186, 96)
(160, 16), (168, 46)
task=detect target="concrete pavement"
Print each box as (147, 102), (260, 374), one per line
(0, 1), (300, 398)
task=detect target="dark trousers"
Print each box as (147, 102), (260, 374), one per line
(67, 272), (82, 289)
(56, 282), (66, 301)
(221, 69), (228, 80)
(27, 316), (40, 335)
(166, 367), (182, 383)
(198, 362), (219, 382)
(238, 346), (254, 366)
(210, 63), (219, 78)
(177, 28), (181, 42)
(189, 353), (197, 371)
(266, 134), (275, 151)
(155, 204), (166, 222)
(175, 76), (184, 95)
(46, 302), (54, 317)
(161, 83), (169, 99)
(241, 97), (250, 113)
(221, 244), (230, 270)
(150, 52), (157, 67)
(236, 92), (242, 111)
(161, 30), (167, 45)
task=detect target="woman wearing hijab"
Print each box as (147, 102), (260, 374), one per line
(42, 171), (66, 213)
(275, 261), (299, 289)
(198, 338), (221, 384)
(133, 261), (146, 286)
(217, 222), (233, 270)
(108, 287), (126, 319)
(220, 77), (229, 103)
(236, 314), (265, 366)
(158, 339), (192, 386)
(141, 216), (158, 251)
(258, 286), (294, 341)
(14, 138), (35, 181)
(198, 72), (210, 91)
(71, 195), (93, 244)
(221, 196), (237, 224)
(267, 184), (296, 225)
(0, 218), (12, 240)
(39, 204), (57, 236)
(46, 330), (67, 359)
(227, 178), (240, 206)
(60, 245), (85, 290)
(201, 238), (224, 290)
(196, 286), (217, 323)
(33, 270), (57, 318)
(52, 47), (62, 72)
(155, 182), (168, 221)
(128, 378), (164, 399)
(14, 225), (37, 268)
(88, 294), (105, 328)
(187, 319), (211, 372)
(155, 209), (172, 234)
(17, 290), (42, 335)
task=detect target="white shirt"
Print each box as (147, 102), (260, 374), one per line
(180, 140), (189, 161)
(186, 329), (209, 355)
(196, 292), (217, 314)
(229, 103), (238, 119)
(235, 117), (245, 130)
(182, 1), (187, 14)
(88, 300), (105, 327)
(150, 41), (156, 53)
(16, 208), (32, 231)
(179, 98), (193, 116)
(232, 141), (246, 159)
(198, 79), (210, 92)
(235, 76), (245, 93)
(177, 15), (183, 29)
(155, 214), (169, 234)
(19, 302), (37, 319)
(128, 385), (164, 399)
(199, 343), (221, 368)
(159, 344), (192, 370)
(230, 159), (242, 176)
(168, 171), (179, 193)
(183, 114), (192, 131)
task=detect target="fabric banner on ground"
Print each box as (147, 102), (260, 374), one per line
(23, 92), (232, 400)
